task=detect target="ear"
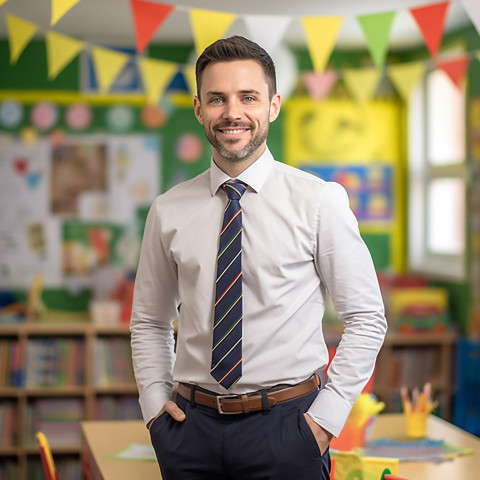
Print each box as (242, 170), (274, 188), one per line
(269, 93), (281, 123)
(193, 95), (204, 125)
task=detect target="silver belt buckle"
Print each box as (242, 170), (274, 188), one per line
(216, 394), (241, 414)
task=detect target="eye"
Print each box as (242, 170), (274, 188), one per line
(243, 96), (255, 102)
(209, 97), (223, 104)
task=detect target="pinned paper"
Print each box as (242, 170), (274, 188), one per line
(435, 56), (470, 89)
(243, 15), (291, 56)
(189, 9), (236, 56)
(460, 0), (480, 36)
(91, 46), (130, 94)
(130, 0), (174, 54)
(6, 14), (38, 64)
(138, 57), (178, 104)
(388, 61), (425, 100)
(45, 30), (83, 79)
(357, 11), (396, 67)
(301, 16), (344, 73)
(409, 2), (450, 58)
(302, 70), (338, 101)
(51, 0), (82, 26)
(343, 68), (382, 103)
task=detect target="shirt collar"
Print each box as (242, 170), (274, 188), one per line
(209, 147), (274, 196)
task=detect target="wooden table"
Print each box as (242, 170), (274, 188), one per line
(81, 420), (160, 479)
(81, 414), (480, 479)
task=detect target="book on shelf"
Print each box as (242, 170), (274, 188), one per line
(0, 401), (17, 447)
(25, 338), (85, 388)
(93, 337), (135, 386)
(25, 398), (84, 448)
(0, 339), (23, 387)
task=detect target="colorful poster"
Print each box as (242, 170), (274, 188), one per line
(302, 164), (393, 224)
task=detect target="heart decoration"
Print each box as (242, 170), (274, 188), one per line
(14, 157), (28, 175)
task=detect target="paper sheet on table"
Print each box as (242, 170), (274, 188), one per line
(112, 443), (156, 461)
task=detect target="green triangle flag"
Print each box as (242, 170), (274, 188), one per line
(357, 11), (396, 67)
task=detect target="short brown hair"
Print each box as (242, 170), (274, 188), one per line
(195, 36), (277, 100)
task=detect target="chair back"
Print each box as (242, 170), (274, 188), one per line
(35, 432), (60, 480)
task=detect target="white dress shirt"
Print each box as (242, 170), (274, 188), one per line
(130, 147), (387, 437)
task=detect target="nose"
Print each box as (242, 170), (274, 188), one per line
(222, 99), (242, 121)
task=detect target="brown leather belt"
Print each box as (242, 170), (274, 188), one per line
(177, 376), (319, 414)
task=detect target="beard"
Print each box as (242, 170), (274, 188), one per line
(204, 119), (270, 163)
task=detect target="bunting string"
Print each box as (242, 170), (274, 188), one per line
(1, 0), (480, 105)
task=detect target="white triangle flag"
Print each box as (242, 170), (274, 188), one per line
(243, 15), (291, 55)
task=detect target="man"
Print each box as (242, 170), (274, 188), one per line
(130, 36), (387, 479)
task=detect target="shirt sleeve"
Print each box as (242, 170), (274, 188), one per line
(307, 182), (388, 437)
(130, 199), (180, 425)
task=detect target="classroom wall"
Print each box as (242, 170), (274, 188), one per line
(0, 29), (476, 332)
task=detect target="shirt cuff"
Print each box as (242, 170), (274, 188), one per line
(139, 386), (173, 425)
(306, 387), (353, 438)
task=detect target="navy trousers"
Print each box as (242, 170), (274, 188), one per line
(149, 389), (331, 480)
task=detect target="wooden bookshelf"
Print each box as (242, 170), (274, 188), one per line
(373, 331), (457, 420)
(0, 320), (140, 480)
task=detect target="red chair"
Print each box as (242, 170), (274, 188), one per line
(35, 432), (60, 480)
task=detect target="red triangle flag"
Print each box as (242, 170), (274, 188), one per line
(130, 0), (174, 54)
(410, 1), (450, 58)
(435, 56), (470, 89)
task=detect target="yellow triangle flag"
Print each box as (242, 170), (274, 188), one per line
(343, 68), (382, 103)
(189, 9), (236, 56)
(183, 65), (196, 97)
(45, 30), (83, 79)
(6, 14), (38, 64)
(388, 61), (425, 101)
(139, 57), (178, 104)
(91, 46), (130, 94)
(51, 0), (82, 26)
(0, 0), (10, 5)
(301, 16), (344, 73)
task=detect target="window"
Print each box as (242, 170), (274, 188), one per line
(408, 67), (467, 279)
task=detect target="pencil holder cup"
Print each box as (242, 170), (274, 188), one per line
(405, 411), (428, 438)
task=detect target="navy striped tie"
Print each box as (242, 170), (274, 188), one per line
(211, 182), (246, 389)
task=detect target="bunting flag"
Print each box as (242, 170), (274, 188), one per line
(5, 14), (38, 64)
(139, 57), (178, 104)
(51, 0), (82, 26)
(459, 0), (480, 36)
(357, 11), (396, 67)
(45, 30), (83, 79)
(387, 61), (425, 100)
(189, 9), (236, 56)
(409, 1), (450, 58)
(435, 56), (470, 89)
(130, 0), (174, 54)
(243, 15), (291, 55)
(301, 16), (344, 73)
(302, 70), (338, 101)
(183, 65), (196, 97)
(90, 46), (130, 94)
(0, 0), (10, 5)
(343, 67), (382, 103)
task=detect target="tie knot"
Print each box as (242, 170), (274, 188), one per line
(224, 182), (246, 201)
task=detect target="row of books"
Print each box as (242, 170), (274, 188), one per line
(28, 457), (81, 480)
(25, 338), (85, 388)
(94, 395), (142, 420)
(0, 402), (16, 447)
(24, 398), (84, 448)
(0, 340), (22, 387)
(0, 459), (17, 480)
(388, 346), (441, 388)
(93, 337), (135, 386)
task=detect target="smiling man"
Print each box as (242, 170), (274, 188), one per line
(130, 36), (387, 480)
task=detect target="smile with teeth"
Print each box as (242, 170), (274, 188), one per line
(217, 127), (249, 135)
